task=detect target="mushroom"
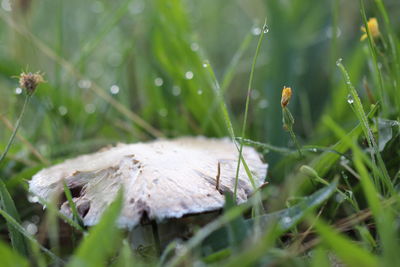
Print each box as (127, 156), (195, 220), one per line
(29, 137), (267, 248)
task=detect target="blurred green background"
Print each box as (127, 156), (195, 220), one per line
(1, 1), (400, 265)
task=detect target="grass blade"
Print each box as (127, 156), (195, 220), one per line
(0, 241), (29, 267)
(67, 189), (124, 267)
(0, 208), (64, 264)
(63, 180), (84, 227)
(0, 180), (28, 256)
(336, 60), (393, 194)
(216, 181), (337, 266)
(314, 219), (378, 267)
(202, 181), (337, 257)
(324, 115), (400, 265)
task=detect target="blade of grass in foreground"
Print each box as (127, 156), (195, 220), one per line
(63, 181), (84, 227)
(67, 190), (124, 267)
(0, 208), (64, 264)
(208, 181), (337, 266)
(353, 149), (400, 266)
(32, 192), (85, 232)
(336, 60), (393, 194)
(111, 240), (137, 267)
(324, 116), (400, 265)
(0, 180), (28, 256)
(311, 247), (331, 267)
(0, 241), (29, 267)
(313, 218), (378, 267)
(168, 181), (337, 266)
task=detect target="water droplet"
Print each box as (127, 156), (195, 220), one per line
(347, 94), (354, 104)
(85, 103), (96, 114)
(262, 25), (269, 33)
(336, 58), (343, 66)
(281, 216), (292, 226)
(202, 60), (209, 68)
(158, 109), (168, 117)
(24, 222), (38, 235)
(172, 85), (181, 96)
(110, 85), (120, 95)
(197, 89), (203, 95)
(377, 62), (383, 69)
(15, 87), (22, 95)
(340, 155), (349, 165)
(258, 99), (268, 109)
(1, 0), (12, 11)
(78, 79), (92, 89)
(154, 77), (164, 87)
(326, 27), (341, 38)
(251, 27), (261, 36)
(175, 242), (187, 256)
(185, 71), (194, 80)
(58, 106), (68, 116)
(190, 42), (199, 51)
(335, 193), (345, 203)
(311, 148), (317, 152)
(251, 89), (260, 100)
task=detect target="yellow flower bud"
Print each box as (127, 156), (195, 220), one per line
(360, 17), (380, 41)
(280, 86), (292, 108)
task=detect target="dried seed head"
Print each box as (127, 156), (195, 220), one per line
(360, 17), (380, 41)
(18, 72), (44, 95)
(280, 86), (292, 108)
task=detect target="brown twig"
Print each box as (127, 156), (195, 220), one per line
(216, 162), (221, 191)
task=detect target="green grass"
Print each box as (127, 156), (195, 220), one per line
(0, 0), (400, 266)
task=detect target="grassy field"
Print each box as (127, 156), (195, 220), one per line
(1, 0), (400, 266)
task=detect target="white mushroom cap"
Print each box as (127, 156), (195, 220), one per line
(29, 137), (267, 229)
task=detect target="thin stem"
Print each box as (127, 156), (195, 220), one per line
(288, 127), (303, 157)
(0, 94), (31, 164)
(234, 19), (267, 200)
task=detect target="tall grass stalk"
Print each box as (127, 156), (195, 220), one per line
(233, 19), (268, 199)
